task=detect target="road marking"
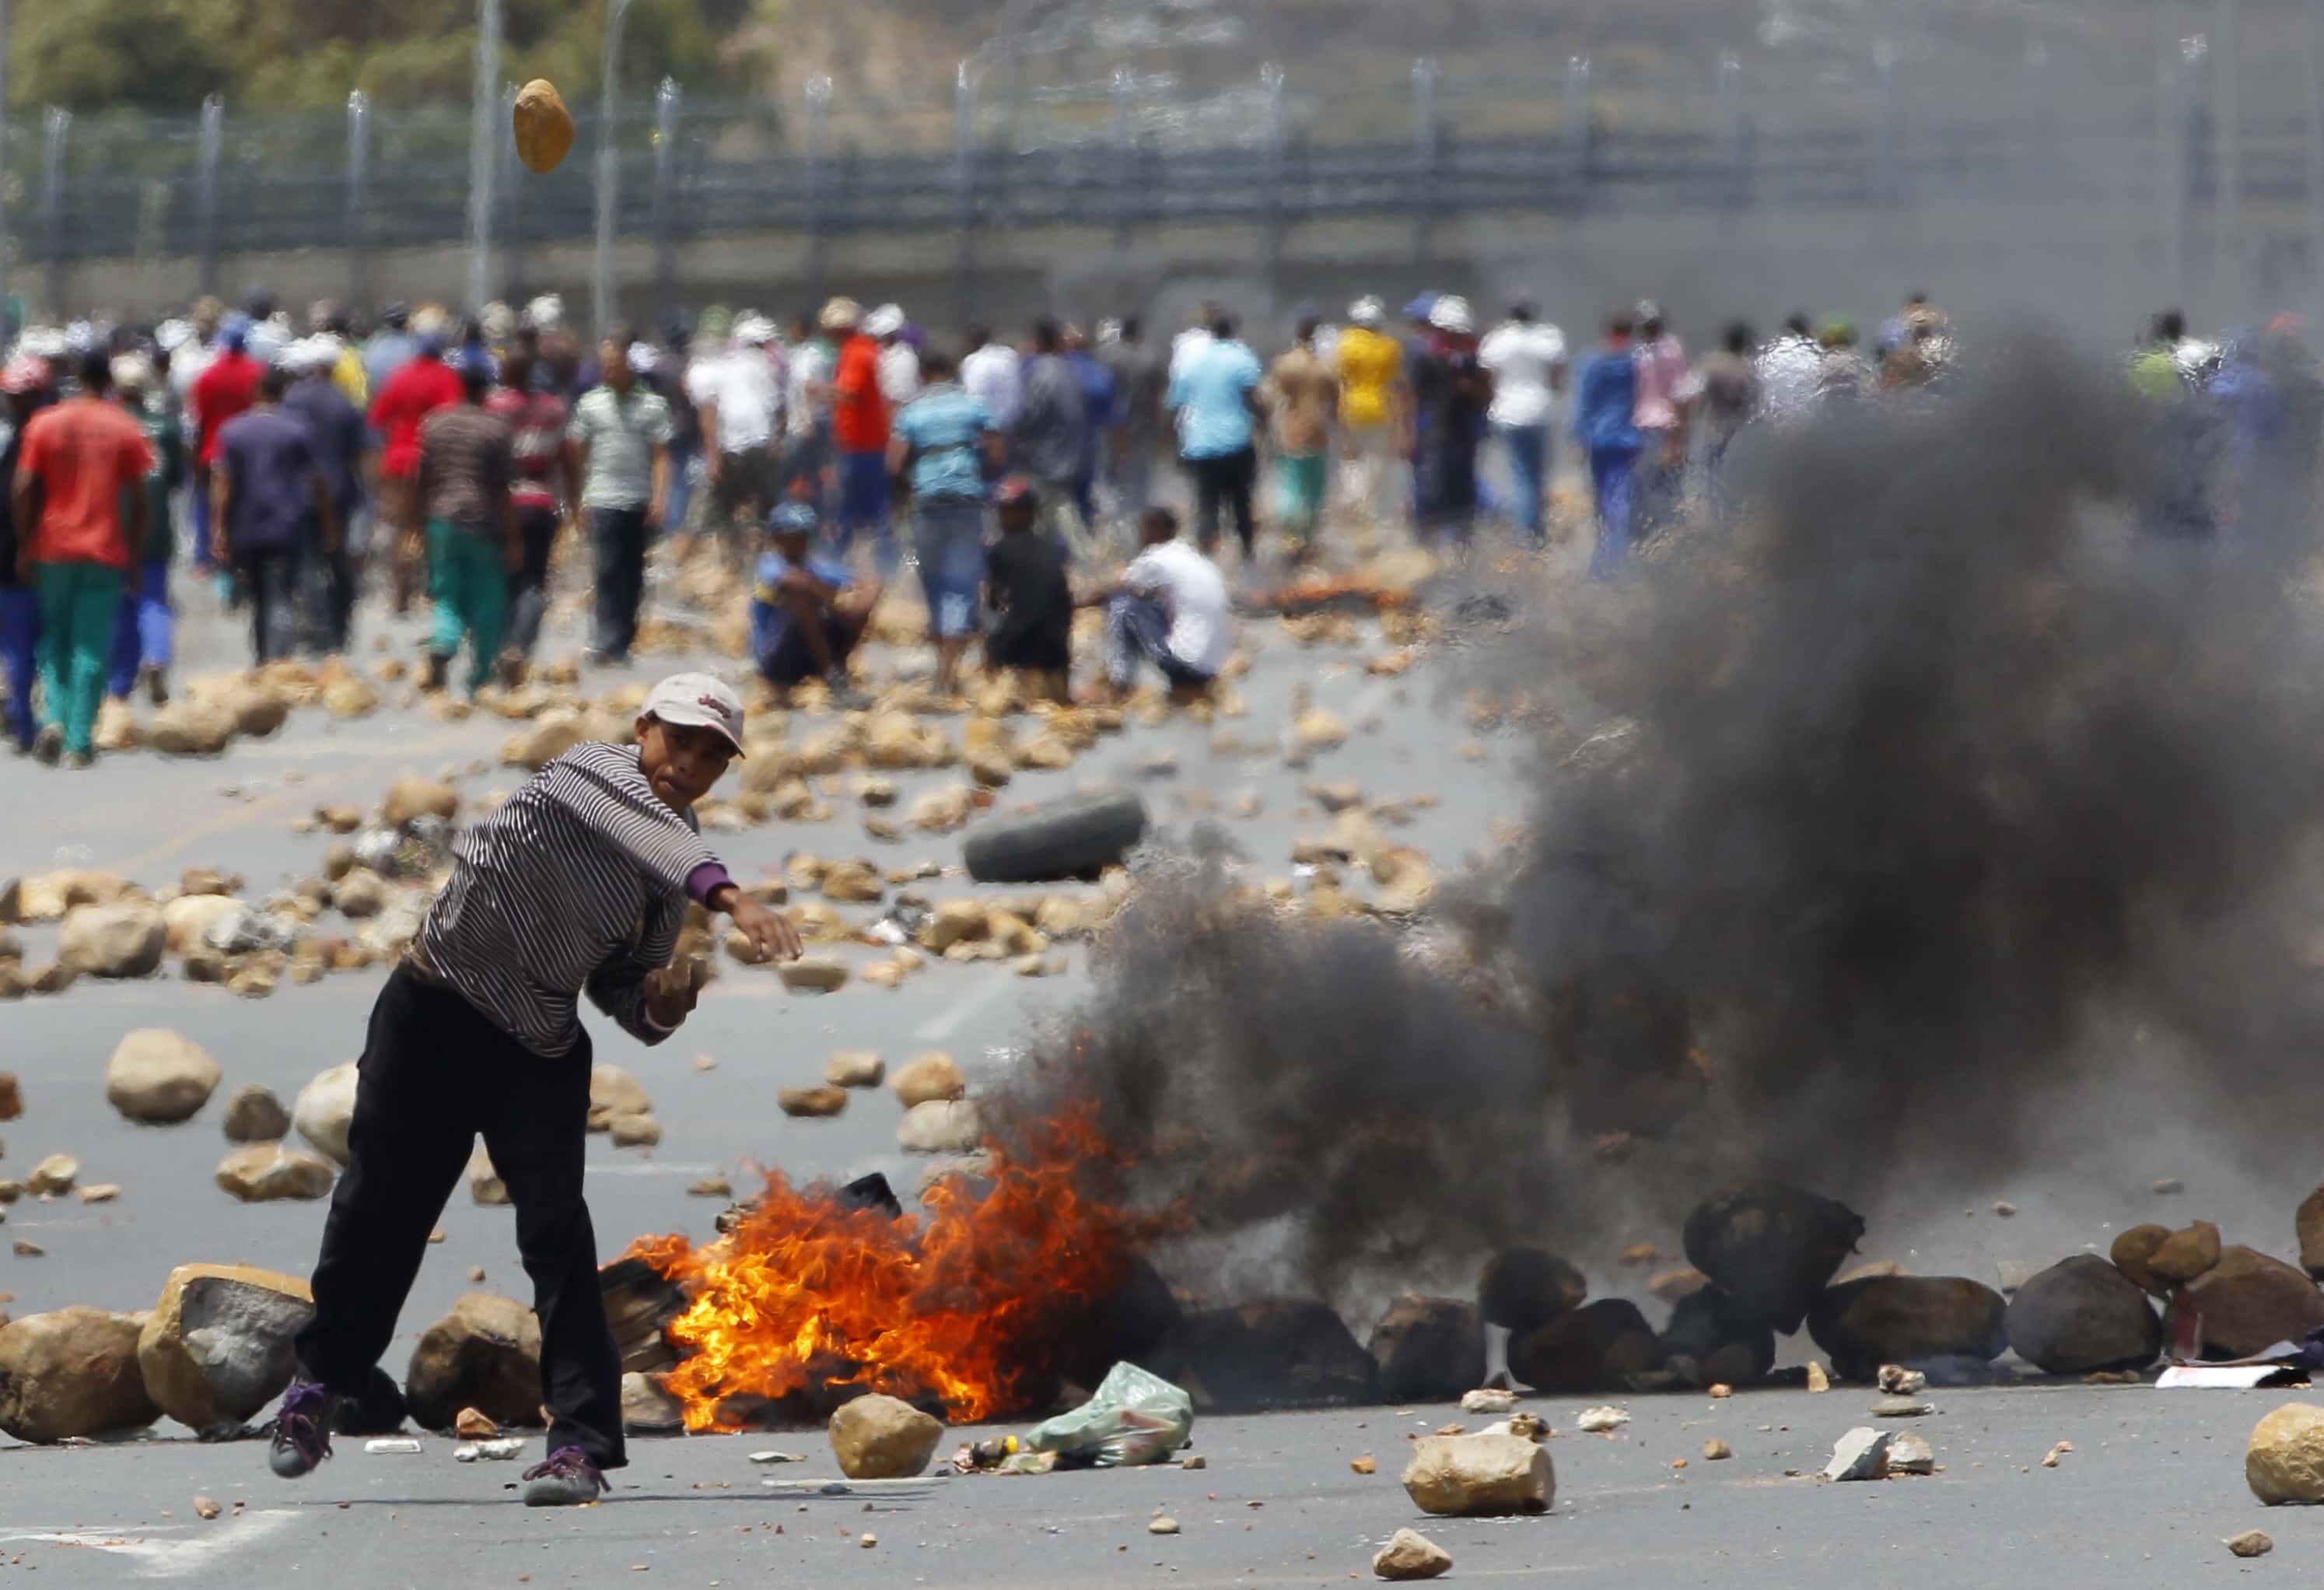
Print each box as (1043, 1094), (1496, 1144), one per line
(0, 1508), (300, 1578)
(911, 975), (1016, 1042)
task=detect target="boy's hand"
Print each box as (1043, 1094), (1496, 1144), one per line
(643, 956), (709, 1028)
(726, 895), (803, 963)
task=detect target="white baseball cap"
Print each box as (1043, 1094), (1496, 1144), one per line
(1428, 295), (1475, 334)
(642, 672), (747, 755)
(863, 303), (905, 338)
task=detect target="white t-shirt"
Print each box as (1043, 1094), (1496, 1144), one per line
(1755, 334), (1822, 423)
(877, 343), (921, 407)
(1124, 539), (1232, 678)
(786, 341), (832, 439)
(961, 343), (1022, 430)
(685, 348), (781, 454)
(1479, 320), (1568, 428)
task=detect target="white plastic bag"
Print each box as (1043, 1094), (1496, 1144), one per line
(1020, 1362), (1193, 1468)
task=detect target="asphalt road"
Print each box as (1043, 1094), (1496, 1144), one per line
(2, 529), (2317, 1585)
(0, 1382), (2313, 1586)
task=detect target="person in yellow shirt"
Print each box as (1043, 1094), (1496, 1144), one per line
(307, 303), (370, 409)
(1334, 296), (1405, 525)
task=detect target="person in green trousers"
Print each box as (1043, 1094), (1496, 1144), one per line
(12, 351), (152, 767)
(416, 351), (517, 697)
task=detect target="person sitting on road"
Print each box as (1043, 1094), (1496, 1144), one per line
(749, 499), (880, 705)
(982, 475), (1073, 703)
(1077, 506), (1230, 703)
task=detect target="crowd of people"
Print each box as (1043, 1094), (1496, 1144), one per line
(1, 283), (2315, 767)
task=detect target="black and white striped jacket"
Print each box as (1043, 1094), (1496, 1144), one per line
(416, 741), (726, 1056)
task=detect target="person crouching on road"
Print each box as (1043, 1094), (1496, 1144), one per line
(750, 499), (880, 707)
(265, 673), (801, 1507)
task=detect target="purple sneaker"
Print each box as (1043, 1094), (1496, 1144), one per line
(521, 1446), (610, 1507)
(268, 1381), (339, 1478)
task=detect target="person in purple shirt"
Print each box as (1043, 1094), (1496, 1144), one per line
(280, 345), (368, 653)
(212, 365), (338, 665)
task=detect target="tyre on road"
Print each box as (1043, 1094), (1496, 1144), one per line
(964, 790), (1149, 884)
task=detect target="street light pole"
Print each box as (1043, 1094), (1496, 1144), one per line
(467, 0), (502, 313)
(0, 0), (12, 339)
(593, 0), (637, 341)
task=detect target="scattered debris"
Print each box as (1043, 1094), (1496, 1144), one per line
(1872, 1398), (1934, 1418)
(1991, 1200), (2017, 1218)
(1372, 1527), (1453, 1581)
(1149, 1517), (1179, 1536)
(2248, 1403), (2324, 1504)
(2225, 1530), (2273, 1559)
(27, 1155), (79, 1196)
(2153, 1178), (2184, 1196)
(1702, 1439), (1732, 1461)
(1576, 1406), (1629, 1434)
(1350, 1455), (1377, 1475)
(1876, 1367), (1927, 1396)
(1460, 1388), (1518, 1415)
(1023, 1364), (1194, 1468)
(1401, 1432), (1556, 1516)
(1806, 1361), (1831, 1393)
(453, 1438), (527, 1462)
(194, 1496), (221, 1520)
(1886, 1432), (1936, 1474)
(2042, 1441), (2072, 1467)
(828, 1394), (944, 1480)
(1823, 1427), (1892, 1482)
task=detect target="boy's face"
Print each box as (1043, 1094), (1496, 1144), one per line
(635, 716), (736, 812)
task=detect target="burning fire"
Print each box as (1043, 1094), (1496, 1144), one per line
(626, 1097), (1153, 1431)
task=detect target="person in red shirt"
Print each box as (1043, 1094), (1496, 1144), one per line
(484, 340), (577, 684)
(12, 351), (154, 766)
(189, 319), (262, 587)
(367, 331), (464, 614)
(825, 297), (892, 564)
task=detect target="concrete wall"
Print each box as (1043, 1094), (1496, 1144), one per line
(55, 192), (2319, 345)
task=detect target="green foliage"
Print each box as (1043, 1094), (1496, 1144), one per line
(13, 0), (771, 114)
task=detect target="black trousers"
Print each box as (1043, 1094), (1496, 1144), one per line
(1187, 447), (1257, 558)
(589, 506), (649, 659)
(506, 505), (560, 660)
(294, 966), (626, 1468)
(237, 546), (303, 665)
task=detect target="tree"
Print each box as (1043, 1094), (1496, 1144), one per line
(14, 0), (768, 115)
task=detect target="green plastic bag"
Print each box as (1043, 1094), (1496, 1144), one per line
(1020, 1362), (1193, 1467)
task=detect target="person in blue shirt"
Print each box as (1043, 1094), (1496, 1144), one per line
(750, 500), (880, 705)
(1573, 311), (1643, 580)
(1166, 312), (1264, 559)
(1064, 327), (1117, 539)
(888, 347), (997, 697)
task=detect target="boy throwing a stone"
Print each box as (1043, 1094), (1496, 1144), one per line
(266, 672), (799, 1505)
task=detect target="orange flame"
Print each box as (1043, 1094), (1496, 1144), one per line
(626, 1097), (1150, 1431)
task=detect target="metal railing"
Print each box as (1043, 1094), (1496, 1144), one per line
(8, 39), (2324, 320)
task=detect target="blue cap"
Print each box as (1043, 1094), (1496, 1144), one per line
(1402, 292), (1438, 322)
(455, 345), (499, 381)
(219, 310), (252, 353)
(768, 501), (819, 536)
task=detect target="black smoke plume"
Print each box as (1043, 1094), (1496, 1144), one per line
(1002, 329), (2324, 1305)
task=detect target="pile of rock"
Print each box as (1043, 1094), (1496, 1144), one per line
(2115, 1217), (2324, 1360)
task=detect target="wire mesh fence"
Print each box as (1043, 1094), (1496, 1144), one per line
(0, 38), (2317, 310)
